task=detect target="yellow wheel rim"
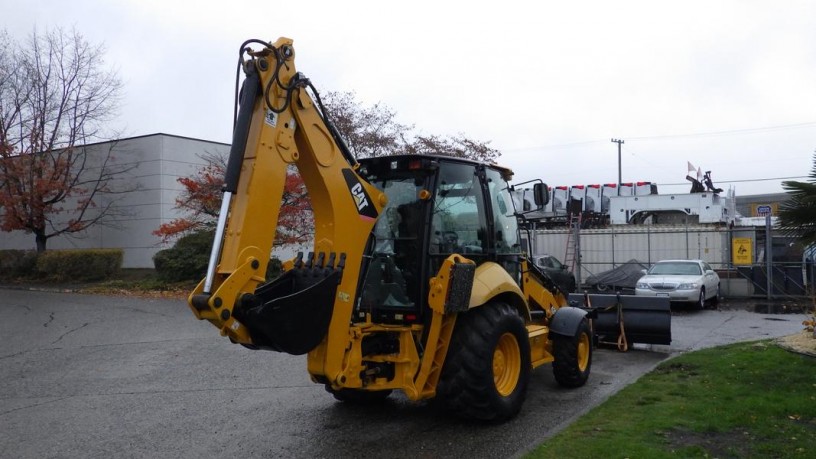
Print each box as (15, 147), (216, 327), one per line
(577, 332), (590, 372)
(493, 332), (521, 396)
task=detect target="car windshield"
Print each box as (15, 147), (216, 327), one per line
(649, 262), (702, 276)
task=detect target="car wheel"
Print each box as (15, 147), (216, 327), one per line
(696, 288), (706, 310)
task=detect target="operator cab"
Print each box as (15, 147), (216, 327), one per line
(356, 155), (523, 324)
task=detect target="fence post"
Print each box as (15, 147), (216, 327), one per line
(685, 224), (690, 259)
(575, 222), (582, 287)
(725, 227), (732, 297)
(611, 226), (615, 268)
(765, 215), (772, 300)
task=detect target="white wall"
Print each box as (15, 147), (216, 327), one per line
(0, 134), (229, 268)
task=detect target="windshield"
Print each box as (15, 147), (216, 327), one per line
(370, 178), (423, 253)
(430, 162), (487, 255)
(486, 168), (519, 254)
(648, 262), (702, 276)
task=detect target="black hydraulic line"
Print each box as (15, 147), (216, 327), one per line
(326, 114), (358, 167)
(224, 63), (261, 193)
(307, 82), (358, 167)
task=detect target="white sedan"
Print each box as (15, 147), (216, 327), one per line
(635, 259), (720, 309)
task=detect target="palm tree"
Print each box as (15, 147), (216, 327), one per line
(778, 153), (816, 246)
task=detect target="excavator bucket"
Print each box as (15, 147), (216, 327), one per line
(233, 252), (342, 355)
(568, 293), (672, 346)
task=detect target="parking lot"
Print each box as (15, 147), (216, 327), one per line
(0, 288), (806, 458)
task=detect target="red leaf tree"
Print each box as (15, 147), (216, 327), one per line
(153, 152), (313, 246)
(0, 28), (130, 252)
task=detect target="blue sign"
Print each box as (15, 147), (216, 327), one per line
(756, 205), (772, 216)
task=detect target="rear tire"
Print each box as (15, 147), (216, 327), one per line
(552, 317), (592, 388)
(325, 385), (392, 404)
(696, 288), (706, 310)
(710, 284), (720, 307)
(438, 302), (531, 422)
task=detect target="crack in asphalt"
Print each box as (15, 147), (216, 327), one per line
(697, 314), (738, 342)
(0, 397), (70, 417)
(51, 322), (89, 345)
(0, 350), (36, 360)
(14, 304), (32, 312)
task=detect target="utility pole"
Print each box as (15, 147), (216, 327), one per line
(611, 138), (624, 187)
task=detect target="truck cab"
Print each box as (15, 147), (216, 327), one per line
(357, 154), (522, 324)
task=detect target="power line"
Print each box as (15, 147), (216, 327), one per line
(504, 139), (607, 151)
(660, 175), (809, 187)
(626, 121), (816, 141)
(502, 121), (816, 152)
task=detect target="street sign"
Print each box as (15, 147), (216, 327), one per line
(751, 203), (777, 217)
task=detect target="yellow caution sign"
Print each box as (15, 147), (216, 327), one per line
(732, 238), (752, 265)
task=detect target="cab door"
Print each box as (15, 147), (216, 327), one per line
(428, 161), (489, 263)
(484, 167), (523, 280)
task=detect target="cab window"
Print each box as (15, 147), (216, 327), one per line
(430, 163), (487, 255)
(485, 169), (520, 254)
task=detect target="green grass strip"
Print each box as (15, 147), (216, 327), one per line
(528, 341), (816, 459)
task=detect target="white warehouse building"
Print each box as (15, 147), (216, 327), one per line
(0, 134), (229, 268)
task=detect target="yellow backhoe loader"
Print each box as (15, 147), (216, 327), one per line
(188, 37), (593, 422)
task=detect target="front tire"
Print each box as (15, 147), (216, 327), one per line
(696, 288), (706, 310)
(438, 302), (531, 422)
(552, 317), (592, 388)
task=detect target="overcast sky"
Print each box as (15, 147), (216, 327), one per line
(5, 0), (816, 196)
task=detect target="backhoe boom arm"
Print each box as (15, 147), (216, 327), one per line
(189, 38), (385, 366)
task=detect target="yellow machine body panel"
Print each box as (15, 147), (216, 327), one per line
(469, 262), (526, 310)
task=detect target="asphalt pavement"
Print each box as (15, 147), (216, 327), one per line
(0, 288), (807, 458)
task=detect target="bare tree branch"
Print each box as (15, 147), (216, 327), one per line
(0, 27), (128, 252)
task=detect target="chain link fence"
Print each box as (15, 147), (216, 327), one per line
(528, 224), (813, 299)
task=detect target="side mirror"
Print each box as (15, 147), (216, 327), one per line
(534, 183), (550, 207)
(641, 269), (647, 275)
